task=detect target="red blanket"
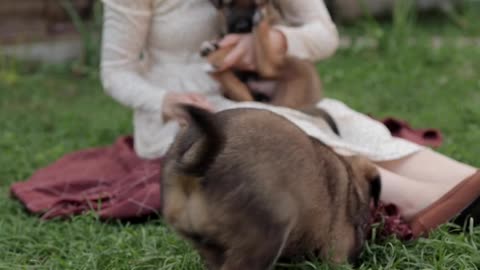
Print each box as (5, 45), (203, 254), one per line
(10, 117), (442, 240)
(11, 136), (162, 220)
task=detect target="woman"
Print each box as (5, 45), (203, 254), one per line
(100, 0), (480, 237)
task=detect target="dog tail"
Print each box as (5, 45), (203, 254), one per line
(299, 106), (340, 136)
(177, 105), (225, 177)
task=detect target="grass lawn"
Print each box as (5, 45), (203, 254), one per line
(1, 5), (480, 270)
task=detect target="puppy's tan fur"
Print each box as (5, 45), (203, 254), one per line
(161, 106), (380, 270)
(203, 0), (322, 109)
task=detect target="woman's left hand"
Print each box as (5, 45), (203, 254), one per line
(216, 29), (287, 72)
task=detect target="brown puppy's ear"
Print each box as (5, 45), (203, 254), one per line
(369, 175), (381, 207)
(176, 105), (225, 177)
(209, 0), (224, 9)
(255, 0), (270, 6)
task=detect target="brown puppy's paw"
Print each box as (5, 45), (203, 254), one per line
(202, 63), (220, 74)
(201, 41), (220, 57)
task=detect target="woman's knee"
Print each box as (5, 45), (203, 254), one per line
(375, 149), (477, 185)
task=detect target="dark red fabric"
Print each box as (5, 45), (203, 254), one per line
(9, 117), (443, 239)
(369, 202), (414, 241)
(379, 117), (443, 148)
(10, 136), (162, 220)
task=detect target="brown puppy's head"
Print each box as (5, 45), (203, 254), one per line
(160, 106), (226, 268)
(209, 0), (261, 33)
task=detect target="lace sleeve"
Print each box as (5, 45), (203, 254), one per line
(100, 0), (166, 112)
(273, 0), (339, 61)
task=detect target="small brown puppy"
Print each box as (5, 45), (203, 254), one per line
(201, 0), (323, 109)
(161, 105), (381, 270)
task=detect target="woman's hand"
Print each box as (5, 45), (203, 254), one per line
(162, 92), (214, 124)
(216, 29), (287, 72)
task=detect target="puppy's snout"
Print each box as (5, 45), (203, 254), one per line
(228, 14), (253, 33)
(233, 19), (252, 32)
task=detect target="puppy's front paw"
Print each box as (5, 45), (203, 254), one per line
(200, 41), (219, 57)
(202, 63), (219, 73)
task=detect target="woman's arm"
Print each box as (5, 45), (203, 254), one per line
(101, 0), (213, 120)
(273, 0), (339, 61)
(100, 0), (166, 112)
(217, 0), (339, 71)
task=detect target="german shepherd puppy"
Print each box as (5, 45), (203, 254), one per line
(201, 0), (323, 109)
(161, 105), (381, 270)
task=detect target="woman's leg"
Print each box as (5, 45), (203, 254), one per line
(376, 166), (451, 220)
(376, 149), (477, 189)
(376, 149), (480, 236)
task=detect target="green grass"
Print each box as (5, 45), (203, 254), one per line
(1, 6), (480, 270)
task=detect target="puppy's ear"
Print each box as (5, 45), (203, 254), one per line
(209, 0), (224, 9)
(255, 0), (269, 6)
(369, 175), (381, 207)
(176, 105), (225, 177)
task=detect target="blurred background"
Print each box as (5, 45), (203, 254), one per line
(0, 0), (478, 69)
(0, 0), (478, 152)
(0, 0), (479, 152)
(0, 0), (100, 72)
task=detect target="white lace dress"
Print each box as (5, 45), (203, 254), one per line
(100, 0), (423, 160)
